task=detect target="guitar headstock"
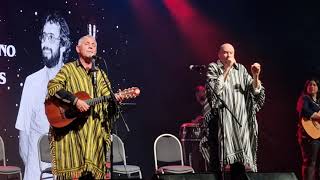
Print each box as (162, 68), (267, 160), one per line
(116, 87), (141, 101)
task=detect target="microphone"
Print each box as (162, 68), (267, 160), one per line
(189, 65), (206, 71)
(91, 55), (103, 60)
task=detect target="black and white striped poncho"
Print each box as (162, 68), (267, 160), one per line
(200, 60), (265, 172)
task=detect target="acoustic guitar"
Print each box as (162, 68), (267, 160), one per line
(45, 87), (140, 128)
(301, 117), (320, 139)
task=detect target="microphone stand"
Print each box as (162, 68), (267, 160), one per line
(90, 59), (98, 98)
(206, 81), (241, 180)
(95, 56), (131, 179)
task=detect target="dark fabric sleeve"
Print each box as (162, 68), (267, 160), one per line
(301, 96), (320, 119)
(55, 89), (78, 105)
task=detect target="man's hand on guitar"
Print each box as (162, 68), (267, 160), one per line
(115, 89), (125, 102)
(115, 87), (140, 103)
(76, 99), (90, 112)
(115, 94), (123, 102)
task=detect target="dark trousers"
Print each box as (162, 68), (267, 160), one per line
(230, 162), (248, 180)
(209, 162), (248, 180)
(79, 171), (95, 180)
(300, 138), (320, 180)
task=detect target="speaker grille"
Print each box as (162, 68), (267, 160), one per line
(153, 172), (298, 180)
(153, 173), (218, 180)
(246, 172), (298, 180)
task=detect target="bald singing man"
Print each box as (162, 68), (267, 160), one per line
(204, 43), (265, 180)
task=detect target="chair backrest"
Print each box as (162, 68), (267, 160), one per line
(112, 134), (127, 165)
(0, 136), (6, 166)
(38, 134), (51, 164)
(153, 134), (184, 170)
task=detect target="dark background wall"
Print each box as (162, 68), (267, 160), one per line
(1, 0), (319, 179)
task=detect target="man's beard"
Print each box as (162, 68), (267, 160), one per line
(42, 48), (60, 68)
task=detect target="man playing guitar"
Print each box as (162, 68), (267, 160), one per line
(46, 35), (139, 179)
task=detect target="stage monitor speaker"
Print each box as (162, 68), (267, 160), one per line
(246, 172), (298, 180)
(153, 173), (218, 180)
(153, 172), (297, 180)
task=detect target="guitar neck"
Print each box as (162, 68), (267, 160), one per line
(85, 95), (111, 106)
(83, 87), (139, 107)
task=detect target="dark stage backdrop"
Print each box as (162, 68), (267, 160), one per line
(1, 0), (319, 179)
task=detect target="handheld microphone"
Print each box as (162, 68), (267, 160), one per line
(91, 55), (103, 60)
(189, 65), (207, 71)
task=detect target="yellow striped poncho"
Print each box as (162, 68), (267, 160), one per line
(47, 60), (112, 179)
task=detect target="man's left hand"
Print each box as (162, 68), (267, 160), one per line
(251, 62), (261, 78)
(115, 90), (124, 102)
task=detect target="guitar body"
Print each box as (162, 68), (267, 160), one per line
(301, 117), (320, 139)
(45, 91), (91, 128)
(45, 87), (140, 128)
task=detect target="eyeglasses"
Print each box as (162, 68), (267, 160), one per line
(39, 33), (60, 43)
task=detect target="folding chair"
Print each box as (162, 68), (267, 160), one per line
(0, 136), (22, 180)
(112, 134), (142, 179)
(153, 133), (195, 174)
(38, 134), (53, 180)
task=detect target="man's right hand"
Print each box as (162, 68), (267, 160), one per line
(76, 99), (90, 112)
(222, 57), (236, 69)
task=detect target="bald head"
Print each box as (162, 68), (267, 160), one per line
(78, 35), (97, 46)
(218, 43), (235, 66)
(219, 43), (234, 54)
(76, 35), (97, 61)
